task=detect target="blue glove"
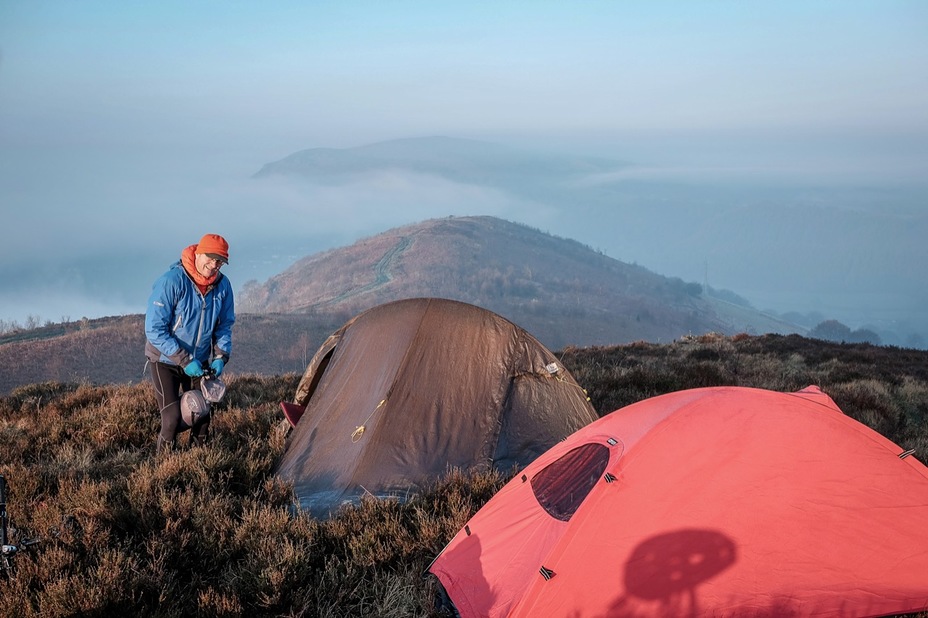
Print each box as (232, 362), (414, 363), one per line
(210, 358), (225, 376)
(184, 360), (204, 377)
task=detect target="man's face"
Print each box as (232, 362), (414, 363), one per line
(195, 253), (224, 278)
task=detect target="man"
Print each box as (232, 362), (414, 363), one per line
(145, 233), (235, 452)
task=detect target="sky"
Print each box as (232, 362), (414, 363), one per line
(1, 1), (927, 337)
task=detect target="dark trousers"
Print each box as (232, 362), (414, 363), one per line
(150, 361), (211, 449)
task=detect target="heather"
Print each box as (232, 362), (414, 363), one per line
(1, 334), (927, 617)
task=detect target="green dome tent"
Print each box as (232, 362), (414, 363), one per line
(430, 385), (928, 617)
(274, 297), (599, 518)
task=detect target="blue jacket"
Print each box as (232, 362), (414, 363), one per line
(145, 260), (235, 368)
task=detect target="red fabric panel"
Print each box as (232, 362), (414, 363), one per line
(279, 402), (305, 427)
(431, 386), (928, 618)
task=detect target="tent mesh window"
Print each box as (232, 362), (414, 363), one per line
(530, 443), (610, 521)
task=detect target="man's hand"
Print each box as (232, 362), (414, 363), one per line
(184, 360), (204, 377)
(210, 358), (225, 377)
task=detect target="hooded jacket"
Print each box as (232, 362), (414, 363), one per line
(145, 258), (235, 368)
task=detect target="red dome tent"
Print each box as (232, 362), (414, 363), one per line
(429, 386), (928, 617)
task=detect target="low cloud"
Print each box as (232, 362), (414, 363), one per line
(1, 138), (926, 342)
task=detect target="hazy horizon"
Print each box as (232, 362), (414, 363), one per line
(2, 2), (926, 342)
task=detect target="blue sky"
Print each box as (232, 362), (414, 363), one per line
(5, 1), (926, 148)
(1, 1), (927, 331)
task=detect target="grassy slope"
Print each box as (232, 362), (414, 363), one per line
(0, 334), (926, 616)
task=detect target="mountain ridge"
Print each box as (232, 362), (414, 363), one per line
(252, 135), (625, 190)
(249, 135), (928, 342)
(241, 215), (804, 349)
(0, 216), (807, 395)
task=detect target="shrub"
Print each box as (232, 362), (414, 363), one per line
(0, 337), (926, 617)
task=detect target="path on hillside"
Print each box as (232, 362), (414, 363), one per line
(303, 235), (413, 311)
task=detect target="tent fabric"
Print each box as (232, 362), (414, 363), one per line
(429, 385), (928, 618)
(273, 297), (599, 518)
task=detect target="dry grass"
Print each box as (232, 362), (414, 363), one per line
(0, 374), (505, 617)
(1, 335), (927, 617)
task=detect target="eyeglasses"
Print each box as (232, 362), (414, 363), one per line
(203, 257), (225, 267)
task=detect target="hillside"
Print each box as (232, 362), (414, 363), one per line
(249, 136), (928, 345)
(253, 135), (623, 195)
(240, 215), (804, 348)
(0, 217), (809, 395)
(0, 334), (926, 616)
(0, 313), (346, 396)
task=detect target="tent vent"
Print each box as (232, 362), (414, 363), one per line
(521, 474), (528, 483)
(604, 472), (617, 483)
(899, 448), (916, 459)
(531, 443), (610, 521)
(607, 438), (618, 446)
(539, 566), (556, 580)
(465, 525), (471, 536)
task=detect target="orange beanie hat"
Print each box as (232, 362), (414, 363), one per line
(196, 233), (229, 263)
